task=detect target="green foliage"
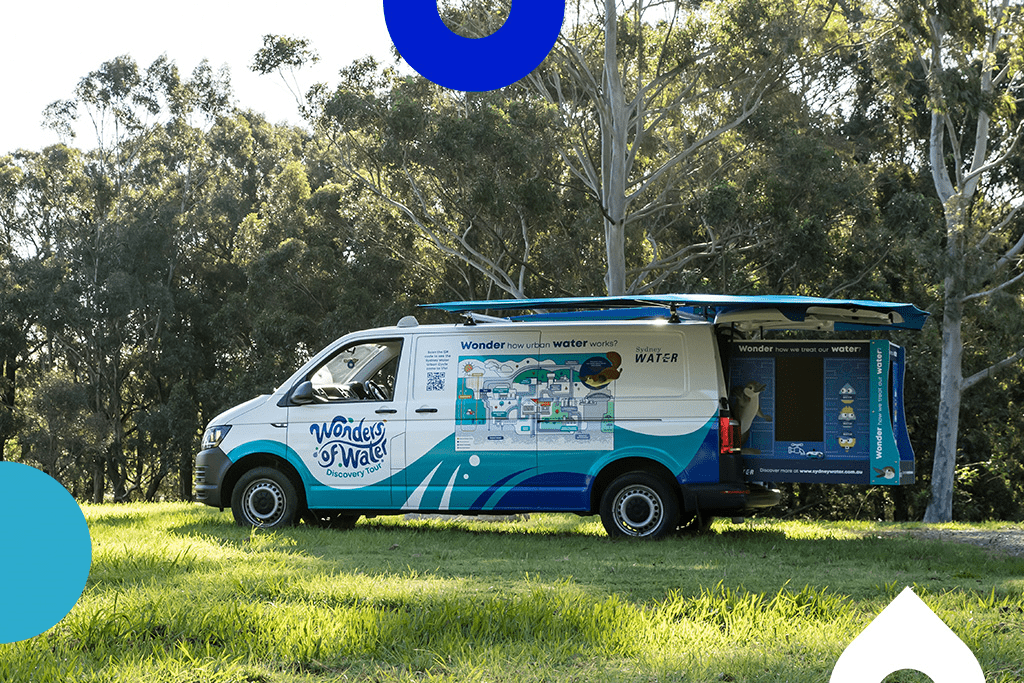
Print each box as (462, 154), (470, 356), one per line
(251, 35), (319, 76)
(310, 60), (595, 299)
(3, 0), (1022, 517)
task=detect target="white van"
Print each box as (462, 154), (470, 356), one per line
(195, 294), (927, 538)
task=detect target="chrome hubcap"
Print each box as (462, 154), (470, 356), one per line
(244, 479), (286, 526)
(614, 485), (662, 536)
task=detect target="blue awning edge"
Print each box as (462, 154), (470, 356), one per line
(421, 294), (930, 332)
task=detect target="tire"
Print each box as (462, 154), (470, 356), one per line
(231, 467), (300, 529)
(599, 472), (679, 539)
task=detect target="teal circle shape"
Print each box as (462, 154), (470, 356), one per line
(0, 462), (92, 643)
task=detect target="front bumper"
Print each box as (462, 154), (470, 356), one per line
(195, 447), (231, 508)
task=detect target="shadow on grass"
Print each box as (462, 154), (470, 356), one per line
(80, 503), (1013, 611)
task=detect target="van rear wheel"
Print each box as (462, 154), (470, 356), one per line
(232, 467), (299, 529)
(600, 472), (679, 539)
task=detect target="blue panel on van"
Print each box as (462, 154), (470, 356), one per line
(675, 425), (721, 483)
(490, 472), (590, 511)
(726, 340), (913, 485)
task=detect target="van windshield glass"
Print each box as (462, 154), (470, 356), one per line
(313, 342), (396, 386)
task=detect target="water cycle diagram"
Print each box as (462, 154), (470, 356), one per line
(455, 353), (620, 451)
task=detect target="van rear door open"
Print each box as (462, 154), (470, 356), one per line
(725, 339), (914, 486)
(426, 294), (927, 490)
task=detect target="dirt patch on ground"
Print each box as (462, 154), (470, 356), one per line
(899, 528), (1024, 557)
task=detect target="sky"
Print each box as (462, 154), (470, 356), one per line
(1, 1), (399, 154)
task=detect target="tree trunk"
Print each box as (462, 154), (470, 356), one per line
(92, 455), (105, 503)
(179, 452), (194, 502)
(600, 0), (628, 296)
(924, 202), (967, 523)
(0, 356), (14, 461)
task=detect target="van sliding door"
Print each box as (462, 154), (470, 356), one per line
(402, 332), (541, 512)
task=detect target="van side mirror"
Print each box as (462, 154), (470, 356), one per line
(291, 380), (315, 405)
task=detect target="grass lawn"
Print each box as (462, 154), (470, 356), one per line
(2, 503), (1023, 682)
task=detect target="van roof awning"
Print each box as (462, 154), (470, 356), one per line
(422, 294), (930, 332)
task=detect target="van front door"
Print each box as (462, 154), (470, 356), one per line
(286, 338), (407, 510)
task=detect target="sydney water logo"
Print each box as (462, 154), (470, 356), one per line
(312, 416), (387, 470)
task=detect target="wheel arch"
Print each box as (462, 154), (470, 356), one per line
(590, 456), (680, 514)
(224, 453), (308, 514)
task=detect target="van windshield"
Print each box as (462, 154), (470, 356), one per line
(312, 342), (398, 386)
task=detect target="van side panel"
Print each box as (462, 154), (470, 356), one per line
(404, 332), (542, 510)
(396, 324), (721, 513)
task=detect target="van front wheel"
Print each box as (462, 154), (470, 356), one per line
(232, 467), (299, 529)
(600, 472), (679, 539)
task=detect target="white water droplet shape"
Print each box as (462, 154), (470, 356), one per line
(830, 587), (984, 683)
(401, 463), (442, 510)
(440, 466), (461, 510)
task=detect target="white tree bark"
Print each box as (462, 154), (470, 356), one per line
(527, 0), (783, 295)
(919, 2), (1024, 522)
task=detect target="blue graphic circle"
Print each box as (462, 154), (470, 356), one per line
(384, 0), (565, 91)
(0, 463), (92, 643)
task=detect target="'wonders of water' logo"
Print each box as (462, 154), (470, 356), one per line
(312, 416), (387, 470)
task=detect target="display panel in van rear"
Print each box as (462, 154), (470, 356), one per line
(726, 339), (914, 486)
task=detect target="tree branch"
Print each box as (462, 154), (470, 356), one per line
(962, 347), (1024, 391)
(962, 267), (1024, 302)
(976, 201), (1023, 254)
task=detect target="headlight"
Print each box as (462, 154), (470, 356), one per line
(201, 425), (231, 450)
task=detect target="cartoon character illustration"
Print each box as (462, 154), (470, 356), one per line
(731, 381), (772, 445)
(840, 383), (856, 404)
(839, 406), (856, 422)
(805, 450), (824, 459)
(579, 352), (622, 390)
(873, 466), (897, 480)
(838, 435), (856, 451)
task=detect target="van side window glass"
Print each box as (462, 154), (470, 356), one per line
(309, 340), (403, 402)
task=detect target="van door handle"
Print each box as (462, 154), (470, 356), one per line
(415, 407), (438, 414)
(376, 408), (398, 414)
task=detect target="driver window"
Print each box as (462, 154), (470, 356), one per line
(309, 339), (403, 402)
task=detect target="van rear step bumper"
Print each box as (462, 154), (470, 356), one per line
(681, 482), (781, 516)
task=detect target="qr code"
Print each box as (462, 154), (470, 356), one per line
(426, 372), (445, 392)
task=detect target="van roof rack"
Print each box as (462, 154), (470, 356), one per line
(422, 294), (930, 332)
(460, 312), (511, 326)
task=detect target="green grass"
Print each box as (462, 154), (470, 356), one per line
(2, 504), (1023, 682)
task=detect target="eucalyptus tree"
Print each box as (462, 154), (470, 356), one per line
(0, 155), (27, 461)
(37, 55), (233, 501)
(517, 0), (853, 294)
(862, 0), (1024, 522)
(0, 145), (105, 487)
(254, 41), (592, 299)
(255, 0), (839, 298)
